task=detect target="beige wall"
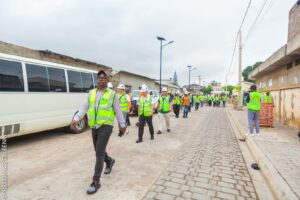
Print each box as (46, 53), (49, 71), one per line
(112, 72), (156, 91)
(256, 62), (300, 129)
(288, 3), (300, 41)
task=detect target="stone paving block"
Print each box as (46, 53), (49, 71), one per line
(144, 109), (258, 200)
(155, 193), (176, 200)
(164, 188), (181, 196)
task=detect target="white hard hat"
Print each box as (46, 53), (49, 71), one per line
(140, 84), (148, 92)
(107, 82), (113, 89)
(162, 87), (167, 92)
(117, 84), (125, 90)
(184, 91), (188, 95)
(176, 90), (180, 94)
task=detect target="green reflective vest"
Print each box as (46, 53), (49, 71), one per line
(247, 92), (261, 111)
(193, 96), (200, 103)
(159, 95), (171, 112)
(173, 96), (181, 105)
(222, 96), (227, 102)
(118, 93), (129, 112)
(88, 88), (116, 127)
(139, 95), (153, 116)
(263, 95), (273, 103)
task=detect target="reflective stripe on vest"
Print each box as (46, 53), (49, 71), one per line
(118, 93), (129, 112)
(159, 96), (170, 112)
(88, 88), (116, 127)
(139, 95), (152, 116)
(247, 92), (261, 111)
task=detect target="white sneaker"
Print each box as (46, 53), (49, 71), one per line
(255, 133), (260, 136)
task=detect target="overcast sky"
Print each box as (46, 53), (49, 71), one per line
(0, 0), (297, 86)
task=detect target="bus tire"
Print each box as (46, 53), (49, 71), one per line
(66, 116), (87, 134)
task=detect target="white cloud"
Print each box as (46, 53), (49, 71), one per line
(0, 0), (297, 86)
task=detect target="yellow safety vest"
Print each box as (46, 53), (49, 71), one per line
(139, 95), (152, 116)
(118, 93), (129, 112)
(88, 88), (116, 127)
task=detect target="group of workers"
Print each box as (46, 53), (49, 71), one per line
(71, 70), (230, 195)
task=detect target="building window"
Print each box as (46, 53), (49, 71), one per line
(68, 70), (83, 92)
(295, 57), (300, 67)
(268, 79), (272, 87)
(287, 62), (293, 70)
(0, 59), (24, 92)
(48, 67), (66, 92)
(26, 64), (49, 92)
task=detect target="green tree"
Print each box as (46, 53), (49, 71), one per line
(222, 85), (234, 96)
(242, 62), (262, 82)
(202, 85), (213, 95)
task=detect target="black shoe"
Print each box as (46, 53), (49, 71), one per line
(118, 132), (124, 137)
(157, 130), (162, 134)
(167, 129), (170, 132)
(86, 180), (101, 194)
(104, 159), (115, 174)
(151, 135), (154, 140)
(136, 139), (143, 143)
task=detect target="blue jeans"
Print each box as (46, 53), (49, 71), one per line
(183, 106), (189, 117)
(248, 110), (260, 134)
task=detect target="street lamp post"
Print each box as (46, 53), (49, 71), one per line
(157, 36), (174, 93)
(187, 66), (197, 91)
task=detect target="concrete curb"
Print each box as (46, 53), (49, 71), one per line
(226, 109), (299, 200)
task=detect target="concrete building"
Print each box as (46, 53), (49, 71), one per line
(250, 3), (300, 129)
(155, 81), (181, 93)
(0, 41), (112, 74)
(111, 70), (157, 91)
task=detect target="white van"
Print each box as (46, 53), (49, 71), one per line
(0, 53), (99, 138)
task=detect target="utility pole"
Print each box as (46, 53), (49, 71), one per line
(237, 30), (243, 110)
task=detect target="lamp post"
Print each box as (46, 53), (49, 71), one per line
(157, 36), (174, 93)
(187, 66), (197, 91)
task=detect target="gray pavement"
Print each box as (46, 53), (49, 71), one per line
(144, 108), (258, 200)
(228, 108), (300, 200)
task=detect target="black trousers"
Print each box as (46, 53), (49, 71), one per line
(92, 125), (113, 181)
(173, 104), (180, 118)
(126, 113), (131, 126)
(138, 115), (154, 139)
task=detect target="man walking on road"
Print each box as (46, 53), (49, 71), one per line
(173, 91), (181, 118)
(245, 85), (261, 136)
(157, 87), (173, 134)
(116, 84), (131, 136)
(72, 70), (126, 195)
(136, 84), (155, 143)
(182, 91), (190, 118)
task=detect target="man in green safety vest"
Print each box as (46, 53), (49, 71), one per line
(245, 84), (262, 136)
(193, 94), (200, 111)
(263, 91), (273, 104)
(199, 94), (204, 107)
(136, 84), (155, 143)
(116, 84), (131, 137)
(72, 70), (126, 195)
(157, 87), (173, 134)
(222, 95), (227, 108)
(173, 91), (181, 118)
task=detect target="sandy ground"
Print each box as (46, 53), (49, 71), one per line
(5, 109), (207, 200)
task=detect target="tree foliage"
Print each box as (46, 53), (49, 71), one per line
(202, 85), (213, 95)
(222, 85), (234, 96)
(242, 62), (262, 82)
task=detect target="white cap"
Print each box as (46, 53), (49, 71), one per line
(162, 87), (168, 92)
(107, 82), (113, 89)
(117, 84), (125, 90)
(140, 84), (148, 92)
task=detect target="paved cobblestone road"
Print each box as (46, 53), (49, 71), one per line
(144, 108), (258, 200)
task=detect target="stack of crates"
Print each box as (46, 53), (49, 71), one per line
(259, 102), (273, 127)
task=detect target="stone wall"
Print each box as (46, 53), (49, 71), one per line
(0, 41), (112, 73)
